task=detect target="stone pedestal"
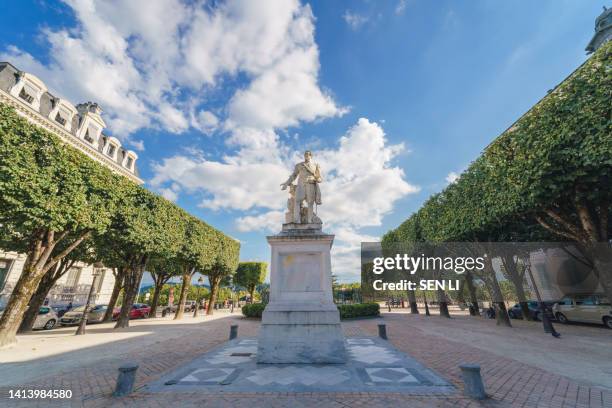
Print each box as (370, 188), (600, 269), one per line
(257, 223), (346, 364)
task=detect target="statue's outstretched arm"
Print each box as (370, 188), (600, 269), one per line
(281, 164), (299, 189)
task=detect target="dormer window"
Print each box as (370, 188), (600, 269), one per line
(122, 150), (138, 172)
(103, 136), (121, 160)
(18, 87), (34, 104)
(10, 73), (47, 111)
(47, 99), (77, 132)
(55, 112), (67, 126)
(84, 129), (95, 144)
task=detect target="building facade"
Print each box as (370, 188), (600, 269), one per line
(0, 62), (143, 308)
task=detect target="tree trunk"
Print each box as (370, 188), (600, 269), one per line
(103, 268), (123, 322)
(464, 272), (480, 316)
(437, 288), (451, 318)
(19, 272), (57, 333)
(115, 258), (146, 329)
(407, 289), (419, 314)
(0, 230), (90, 346)
(150, 280), (164, 318)
(501, 254), (532, 320)
(485, 258), (512, 327)
(0, 232), (56, 346)
(249, 286), (255, 304)
(174, 269), (191, 320)
(206, 275), (222, 315)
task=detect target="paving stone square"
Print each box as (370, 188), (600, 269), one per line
(146, 336), (454, 394)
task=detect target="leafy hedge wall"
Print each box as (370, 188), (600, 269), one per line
(0, 102), (240, 344)
(384, 41), (612, 302)
(242, 303), (266, 318)
(338, 303), (380, 319)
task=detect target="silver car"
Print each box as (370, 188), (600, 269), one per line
(35, 306), (59, 330)
(0, 306), (58, 330)
(60, 304), (108, 326)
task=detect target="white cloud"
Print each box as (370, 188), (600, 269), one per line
(159, 188), (179, 202)
(131, 140), (145, 152)
(193, 110), (220, 134)
(153, 118), (419, 280)
(343, 11), (369, 30)
(0, 0), (344, 146)
(5, 0), (418, 281)
(446, 171), (460, 184)
(395, 0), (408, 15)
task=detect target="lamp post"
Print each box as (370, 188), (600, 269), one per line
(524, 256), (560, 338)
(193, 276), (204, 318)
(76, 262), (103, 336)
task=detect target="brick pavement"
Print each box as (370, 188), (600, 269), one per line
(0, 312), (610, 408)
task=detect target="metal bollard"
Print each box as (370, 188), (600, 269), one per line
(377, 323), (387, 340)
(229, 324), (238, 340)
(113, 362), (139, 397)
(459, 364), (486, 400)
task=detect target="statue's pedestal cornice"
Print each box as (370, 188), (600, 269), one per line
(281, 222), (323, 232)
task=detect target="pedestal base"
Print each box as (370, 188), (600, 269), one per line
(257, 304), (346, 364)
(257, 228), (346, 364)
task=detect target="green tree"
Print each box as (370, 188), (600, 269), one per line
(173, 217), (217, 320)
(0, 104), (120, 346)
(235, 262), (267, 304)
(147, 257), (182, 317)
(98, 185), (185, 329)
(204, 234), (240, 315)
(18, 236), (98, 332)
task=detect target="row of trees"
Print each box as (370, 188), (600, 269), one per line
(383, 41), (611, 324)
(142, 260), (266, 319)
(0, 103), (239, 346)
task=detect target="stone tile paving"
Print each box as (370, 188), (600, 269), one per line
(0, 312), (610, 407)
(144, 336), (452, 394)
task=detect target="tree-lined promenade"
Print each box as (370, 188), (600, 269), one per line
(0, 103), (240, 347)
(384, 41), (611, 322)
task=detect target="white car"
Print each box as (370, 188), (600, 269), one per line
(34, 306), (59, 330)
(0, 306), (58, 330)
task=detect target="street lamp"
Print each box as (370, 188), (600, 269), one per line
(193, 276), (204, 318)
(76, 261), (103, 336)
(524, 255), (560, 338)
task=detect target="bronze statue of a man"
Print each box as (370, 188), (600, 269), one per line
(281, 150), (322, 224)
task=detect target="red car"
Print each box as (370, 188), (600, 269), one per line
(113, 303), (151, 320)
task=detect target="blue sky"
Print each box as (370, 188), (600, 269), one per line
(0, 0), (605, 283)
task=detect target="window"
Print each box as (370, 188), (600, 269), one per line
(18, 87), (34, 104)
(582, 296), (596, 305)
(65, 267), (82, 289)
(107, 144), (116, 158)
(0, 259), (13, 291)
(38, 307), (50, 315)
(55, 112), (67, 126)
(126, 156), (134, 169)
(94, 270), (105, 293)
(84, 129), (95, 144)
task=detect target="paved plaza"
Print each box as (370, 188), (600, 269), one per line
(146, 336), (452, 394)
(0, 310), (611, 407)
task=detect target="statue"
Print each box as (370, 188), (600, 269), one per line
(281, 150), (322, 225)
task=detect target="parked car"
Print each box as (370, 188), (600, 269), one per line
(184, 300), (197, 312)
(0, 306), (58, 330)
(60, 304), (108, 326)
(35, 306), (59, 330)
(508, 301), (557, 321)
(553, 294), (612, 329)
(112, 303), (151, 320)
